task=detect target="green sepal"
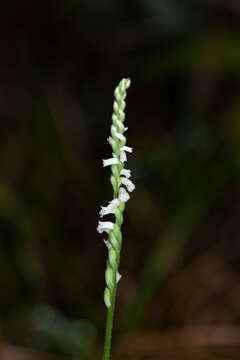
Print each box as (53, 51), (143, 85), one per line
(119, 202), (125, 212)
(104, 287), (111, 308)
(119, 138), (126, 147)
(110, 175), (118, 195)
(109, 231), (120, 251)
(113, 101), (119, 116)
(118, 162), (124, 172)
(118, 124), (125, 134)
(117, 177), (122, 188)
(119, 111), (125, 122)
(111, 164), (119, 178)
(109, 248), (118, 270)
(119, 80), (128, 96)
(125, 78), (131, 88)
(119, 100), (126, 112)
(111, 124), (118, 140)
(113, 224), (122, 244)
(105, 267), (115, 291)
(119, 79), (125, 92)
(114, 87), (120, 99)
(111, 141), (120, 155)
(112, 113), (118, 126)
(115, 208), (123, 226)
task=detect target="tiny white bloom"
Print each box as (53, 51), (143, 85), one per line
(120, 146), (132, 163)
(121, 177), (135, 192)
(103, 158), (119, 167)
(117, 271), (122, 283)
(107, 137), (115, 146)
(120, 169), (131, 178)
(100, 199), (120, 217)
(120, 149), (127, 162)
(118, 187), (130, 202)
(97, 221), (114, 234)
(121, 145), (132, 153)
(104, 239), (112, 250)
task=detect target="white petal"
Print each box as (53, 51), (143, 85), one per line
(117, 272), (122, 283)
(104, 239), (112, 250)
(121, 177), (135, 192)
(120, 149), (127, 162)
(119, 187), (130, 202)
(103, 158), (119, 167)
(120, 169), (131, 178)
(97, 221), (114, 234)
(100, 199), (120, 217)
(121, 146), (132, 153)
(120, 146), (132, 162)
(107, 137), (115, 146)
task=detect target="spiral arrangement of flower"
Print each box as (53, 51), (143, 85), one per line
(97, 78), (134, 360)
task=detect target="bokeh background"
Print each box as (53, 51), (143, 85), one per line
(1, 1), (240, 359)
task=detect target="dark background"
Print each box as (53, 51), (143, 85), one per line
(1, 1), (240, 359)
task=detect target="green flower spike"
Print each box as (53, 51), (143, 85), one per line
(97, 78), (134, 360)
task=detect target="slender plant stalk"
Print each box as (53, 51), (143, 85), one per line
(103, 287), (116, 360)
(97, 78), (134, 360)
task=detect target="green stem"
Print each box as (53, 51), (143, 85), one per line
(103, 286), (117, 360)
(103, 172), (121, 360)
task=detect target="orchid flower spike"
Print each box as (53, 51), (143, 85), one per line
(97, 78), (135, 317)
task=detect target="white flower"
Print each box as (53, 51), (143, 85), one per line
(107, 137), (115, 146)
(97, 221), (114, 234)
(104, 239), (112, 249)
(100, 199), (120, 217)
(120, 168), (131, 179)
(118, 187), (130, 202)
(121, 146), (132, 153)
(120, 169), (131, 179)
(103, 158), (119, 167)
(121, 177), (135, 192)
(120, 145), (132, 163)
(120, 149), (127, 162)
